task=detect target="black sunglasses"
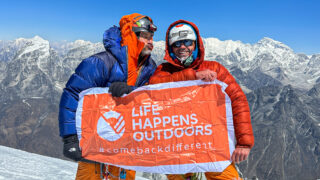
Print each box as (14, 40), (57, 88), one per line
(173, 40), (194, 47)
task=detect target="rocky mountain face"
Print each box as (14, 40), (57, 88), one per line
(0, 36), (319, 179)
(239, 85), (320, 179)
(0, 36), (104, 159)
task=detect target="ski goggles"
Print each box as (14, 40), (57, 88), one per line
(145, 23), (157, 32)
(133, 16), (157, 33)
(172, 40), (194, 47)
(136, 22), (157, 33)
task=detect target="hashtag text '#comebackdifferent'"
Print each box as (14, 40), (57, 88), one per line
(99, 142), (215, 155)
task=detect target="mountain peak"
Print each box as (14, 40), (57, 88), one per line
(32, 35), (45, 41)
(257, 37), (292, 51)
(260, 37), (279, 42)
(16, 36), (50, 59)
(203, 37), (248, 56)
(74, 39), (91, 44)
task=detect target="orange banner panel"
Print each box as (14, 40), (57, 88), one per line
(76, 80), (235, 173)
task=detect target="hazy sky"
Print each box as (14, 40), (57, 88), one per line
(1, 0), (319, 54)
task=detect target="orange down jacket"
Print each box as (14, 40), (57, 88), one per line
(149, 20), (254, 148)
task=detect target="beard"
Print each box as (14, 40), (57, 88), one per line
(140, 48), (152, 56)
(177, 55), (188, 62)
(140, 43), (153, 56)
(176, 49), (192, 62)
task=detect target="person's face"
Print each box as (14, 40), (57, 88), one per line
(138, 31), (154, 56)
(172, 40), (195, 60)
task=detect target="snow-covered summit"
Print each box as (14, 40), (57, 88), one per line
(17, 36), (50, 59)
(199, 37), (319, 89)
(203, 37), (248, 56)
(256, 37), (292, 52)
(50, 39), (104, 56)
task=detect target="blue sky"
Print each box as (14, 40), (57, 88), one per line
(1, 0), (319, 54)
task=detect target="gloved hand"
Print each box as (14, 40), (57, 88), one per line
(63, 134), (82, 161)
(109, 82), (133, 97)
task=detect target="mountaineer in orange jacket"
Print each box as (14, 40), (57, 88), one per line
(59, 13), (157, 180)
(149, 20), (254, 180)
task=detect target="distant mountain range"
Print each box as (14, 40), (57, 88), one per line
(0, 36), (319, 180)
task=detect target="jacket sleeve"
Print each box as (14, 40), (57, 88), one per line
(214, 62), (254, 148)
(58, 56), (110, 137)
(149, 64), (196, 84)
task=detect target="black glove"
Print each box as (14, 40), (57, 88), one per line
(63, 134), (82, 161)
(109, 82), (133, 97)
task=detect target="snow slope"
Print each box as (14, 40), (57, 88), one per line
(0, 145), (77, 179)
(0, 145), (152, 180)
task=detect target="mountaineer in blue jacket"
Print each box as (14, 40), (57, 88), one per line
(58, 13), (157, 179)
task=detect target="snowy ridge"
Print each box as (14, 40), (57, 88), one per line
(154, 37), (320, 90)
(17, 36), (50, 59)
(200, 37), (319, 90)
(203, 37), (252, 57)
(0, 38), (29, 62)
(0, 145), (160, 180)
(50, 39), (103, 56)
(0, 145), (77, 180)
(0, 35), (319, 101)
(0, 36), (105, 100)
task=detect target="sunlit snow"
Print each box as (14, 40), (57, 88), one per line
(0, 145), (151, 180)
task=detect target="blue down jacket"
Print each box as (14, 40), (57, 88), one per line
(58, 26), (156, 137)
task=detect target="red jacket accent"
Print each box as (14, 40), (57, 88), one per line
(149, 20), (254, 148)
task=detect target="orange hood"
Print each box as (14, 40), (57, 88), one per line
(119, 13), (153, 86)
(164, 20), (205, 70)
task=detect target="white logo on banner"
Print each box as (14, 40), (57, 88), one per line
(97, 111), (125, 141)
